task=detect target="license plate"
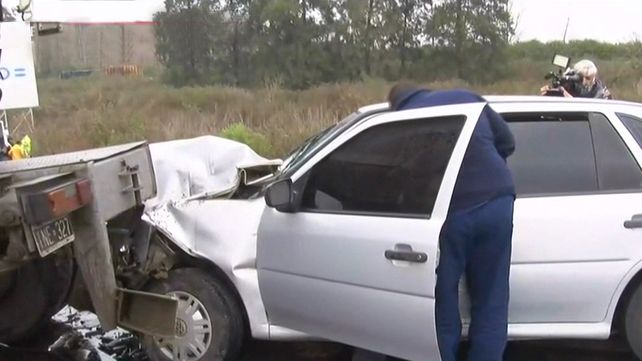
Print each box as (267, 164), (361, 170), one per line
(32, 217), (75, 257)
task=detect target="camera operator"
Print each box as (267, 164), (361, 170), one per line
(540, 59), (612, 99)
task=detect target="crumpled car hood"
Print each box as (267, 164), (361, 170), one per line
(140, 136), (282, 337)
(145, 135), (281, 207)
(142, 135), (282, 249)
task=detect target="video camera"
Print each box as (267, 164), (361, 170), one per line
(543, 54), (583, 97)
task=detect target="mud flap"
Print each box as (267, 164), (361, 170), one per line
(116, 288), (178, 338)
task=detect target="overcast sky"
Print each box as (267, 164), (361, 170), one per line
(2, 0), (641, 43)
(511, 0), (642, 43)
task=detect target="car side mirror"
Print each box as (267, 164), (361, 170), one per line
(265, 179), (296, 212)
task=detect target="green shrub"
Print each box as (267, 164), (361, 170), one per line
(219, 122), (272, 156)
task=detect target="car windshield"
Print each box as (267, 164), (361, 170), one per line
(277, 112), (359, 175)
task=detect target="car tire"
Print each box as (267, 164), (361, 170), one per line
(0, 251), (74, 344)
(625, 283), (642, 360)
(142, 268), (245, 361)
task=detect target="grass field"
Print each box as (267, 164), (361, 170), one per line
(18, 62), (642, 158)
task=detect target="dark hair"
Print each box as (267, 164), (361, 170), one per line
(387, 82), (427, 110)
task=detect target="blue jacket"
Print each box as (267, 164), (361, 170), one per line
(395, 89), (515, 212)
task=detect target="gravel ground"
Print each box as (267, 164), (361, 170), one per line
(1, 335), (636, 361)
(0, 314), (637, 361)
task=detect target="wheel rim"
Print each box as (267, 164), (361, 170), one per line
(154, 291), (212, 361)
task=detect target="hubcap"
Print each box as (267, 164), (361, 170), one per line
(175, 318), (188, 337)
(154, 291), (212, 361)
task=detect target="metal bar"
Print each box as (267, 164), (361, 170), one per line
(71, 164), (118, 330)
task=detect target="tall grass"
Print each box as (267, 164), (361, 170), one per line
(24, 77), (386, 157)
(17, 68), (642, 158)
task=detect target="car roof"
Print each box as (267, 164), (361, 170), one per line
(484, 95), (642, 107)
(358, 95), (642, 114)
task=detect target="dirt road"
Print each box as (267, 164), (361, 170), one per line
(1, 338), (636, 361)
(0, 320), (637, 361)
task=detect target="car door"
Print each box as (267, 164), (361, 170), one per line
(483, 104), (642, 330)
(256, 103), (486, 361)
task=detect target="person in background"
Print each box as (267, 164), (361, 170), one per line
(8, 135), (32, 160)
(540, 59), (612, 99)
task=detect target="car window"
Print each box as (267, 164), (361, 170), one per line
(589, 113), (642, 191)
(278, 112), (359, 175)
(617, 113), (642, 149)
(278, 108), (391, 179)
(504, 113), (598, 196)
(300, 116), (466, 217)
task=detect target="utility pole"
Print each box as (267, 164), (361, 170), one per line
(77, 25), (87, 67)
(121, 25), (125, 64)
(99, 27), (103, 69)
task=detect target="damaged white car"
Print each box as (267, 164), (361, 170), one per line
(133, 96), (642, 361)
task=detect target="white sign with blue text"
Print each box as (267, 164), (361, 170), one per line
(0, 22), (38, 110)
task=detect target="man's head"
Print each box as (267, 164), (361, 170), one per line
(573, 59), (598, 89)
(388, 82), (426, 110)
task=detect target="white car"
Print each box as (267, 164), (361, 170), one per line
(135, 96), (642, 361)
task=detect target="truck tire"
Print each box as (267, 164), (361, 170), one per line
(0, 252), (74, 344)
(625, 283), (642, 360)
(142, 268), (245, 361)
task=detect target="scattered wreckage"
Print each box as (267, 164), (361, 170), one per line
(0, 142), (178, 348)
(0, 135), (283, 361)
(49, 306), (150, 361)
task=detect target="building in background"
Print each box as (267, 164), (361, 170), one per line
(33, 24), (159, 77)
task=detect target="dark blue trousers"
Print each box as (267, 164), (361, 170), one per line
(435, 195), (514, 361)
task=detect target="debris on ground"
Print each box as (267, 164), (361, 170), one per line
(51, 306), (149, 361)
(49, 330), (101, 361)
(98, 333), (150, 361)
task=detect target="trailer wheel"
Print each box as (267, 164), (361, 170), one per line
(143, 268), (245, 361)
(0, 252), (74, 343)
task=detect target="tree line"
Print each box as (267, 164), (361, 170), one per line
(153, 0), (515, 88)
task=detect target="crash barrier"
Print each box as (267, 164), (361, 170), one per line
(104, 65), (142, 77)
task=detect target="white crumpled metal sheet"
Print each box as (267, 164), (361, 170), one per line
(145, 135), (280, 206)
(141, 136), (283, 339)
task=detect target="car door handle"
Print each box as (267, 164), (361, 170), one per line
(385, 250), (428, 263)
(625, 214), (642, 229)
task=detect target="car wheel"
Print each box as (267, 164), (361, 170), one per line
(143, 268), (245, 361)
(0, 252), (74, 343)
(625, 283), (642, 360)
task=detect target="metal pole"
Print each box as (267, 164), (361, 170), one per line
(121, 25), (125, 64)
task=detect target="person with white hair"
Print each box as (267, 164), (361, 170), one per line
(572, 59), (612, 98)
(540, 59), (613, 99)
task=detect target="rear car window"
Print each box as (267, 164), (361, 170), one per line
(504, 112), (642, 196)
(617, 113), (642, 149)
(506, 117), (598, 196)
(589, 113), (642, 191)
